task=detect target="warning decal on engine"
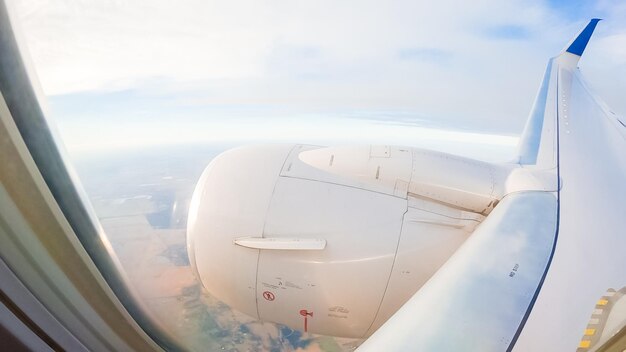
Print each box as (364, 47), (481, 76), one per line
(262, 291), (275, 301)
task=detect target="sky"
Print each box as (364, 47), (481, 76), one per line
(11, 0), (626, 157)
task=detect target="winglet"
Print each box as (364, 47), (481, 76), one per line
(565, 19), (602, 57)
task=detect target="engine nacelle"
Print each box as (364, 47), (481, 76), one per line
(187, 144), (499, 338)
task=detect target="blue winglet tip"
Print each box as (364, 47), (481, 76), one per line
(566, 18), (602, 56)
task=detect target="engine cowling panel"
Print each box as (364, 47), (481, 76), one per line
(187, 144), (487, 338)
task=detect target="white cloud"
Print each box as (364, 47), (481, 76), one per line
(10, 0), (626, 138)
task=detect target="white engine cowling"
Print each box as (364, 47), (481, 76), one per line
(187, 144), (496, 338)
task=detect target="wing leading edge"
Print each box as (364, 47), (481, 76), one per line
(517, 18), (601, 168)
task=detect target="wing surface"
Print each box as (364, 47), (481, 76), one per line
(358, 191), (557, 351)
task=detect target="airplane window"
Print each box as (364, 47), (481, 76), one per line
(12, 2), (519, 351)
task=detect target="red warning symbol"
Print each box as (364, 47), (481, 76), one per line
(263, 291), (275, 301)
(300, 309), (313, 332)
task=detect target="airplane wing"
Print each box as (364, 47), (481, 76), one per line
(359, 19), (626, 351)
(513, 19), (626, 351)
(358, 191), (558, 351)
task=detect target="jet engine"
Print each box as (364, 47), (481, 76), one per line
(187, 144), (509, 338)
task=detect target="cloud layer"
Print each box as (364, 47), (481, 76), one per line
(11, 0), (626, 152)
